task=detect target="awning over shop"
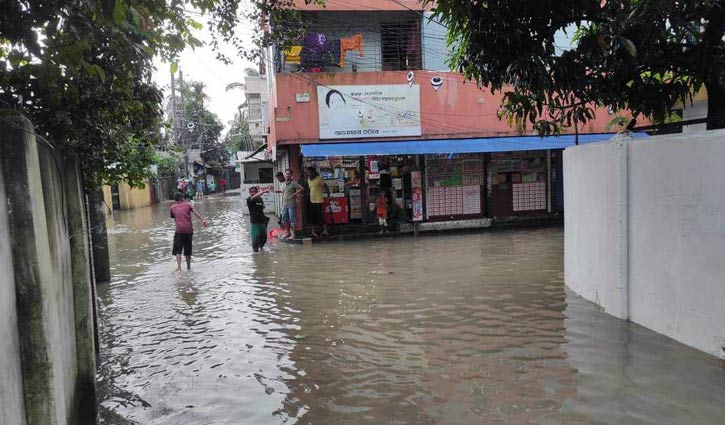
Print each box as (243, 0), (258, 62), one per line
(301, 133), (648, 157)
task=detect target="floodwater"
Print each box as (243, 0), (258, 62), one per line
(98, 196), (725, 425)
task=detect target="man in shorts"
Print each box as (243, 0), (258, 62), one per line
(276, 169), (304, 239)
(306, 167), (329, 237)
(170, 192), (208, 271)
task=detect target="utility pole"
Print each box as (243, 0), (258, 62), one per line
(170, 69), (179, 179)
(179, 70), (189, 178)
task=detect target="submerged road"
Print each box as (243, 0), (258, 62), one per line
(98, 195), (725, 424)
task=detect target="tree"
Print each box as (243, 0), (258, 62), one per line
(429, 0), (725, 134)
(225, 110), (255, 153)
(0, 0), (244, 187)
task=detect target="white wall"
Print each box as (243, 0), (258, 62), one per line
(565, 130), (725, 358)
(564, 140), (628, 319)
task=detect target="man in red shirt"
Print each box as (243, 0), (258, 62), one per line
(220, 177), (227, 193)
(170, 192), (208, 271)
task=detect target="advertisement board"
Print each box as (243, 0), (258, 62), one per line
(317, 84), (421, 140)
(323, 196), (349, 224)
(411, 171), (423, 221)
(348, 188), (362, 219)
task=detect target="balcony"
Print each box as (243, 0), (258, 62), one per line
(279, 10), (448, 74)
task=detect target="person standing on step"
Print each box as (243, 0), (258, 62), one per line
(170, 192), (208, 271)
(246, 186), (271, 252)
(276, 169), (304, 239)
(306, 167), (330, 237)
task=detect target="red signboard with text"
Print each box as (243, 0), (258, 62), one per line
(323, 197), (349, 224)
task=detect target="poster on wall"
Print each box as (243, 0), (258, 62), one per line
(349, 188), (362, 219)
(317, 85), (422, 139)
(411, 171), (423, 221)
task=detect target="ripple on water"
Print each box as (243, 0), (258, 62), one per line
(98, 198), (725, 425)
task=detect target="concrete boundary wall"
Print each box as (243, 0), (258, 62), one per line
(564, 130), (725, 358)
(0, 148), (26, 425)
(0, 113), (96, 424)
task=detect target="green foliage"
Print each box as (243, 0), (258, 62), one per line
(429, 0), (725, 134)
(0, 0), (243, 187)
(155, 155), (178, 177)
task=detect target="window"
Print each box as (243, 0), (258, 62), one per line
(247, 94), (263, 120)
(259, 168), (273, 183)
(381, 20), (421, 71)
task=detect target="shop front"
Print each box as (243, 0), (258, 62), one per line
(298, 134), (646, 231)
(424, 153), (486, 221)
(302, 154), (420, 226)
(489, 150), (549, 217)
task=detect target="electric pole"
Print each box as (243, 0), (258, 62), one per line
(170, 69), (179, 179)
(179, 70), (189, 179)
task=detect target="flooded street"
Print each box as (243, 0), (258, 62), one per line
(98, 196), (725, 425)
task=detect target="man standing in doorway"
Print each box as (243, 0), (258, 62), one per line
(276, 169), (304, 239)
(306, 167), (329, 237)
(170, 192), (208, 271)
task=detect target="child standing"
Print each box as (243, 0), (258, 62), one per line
(376, 191), (389, 234)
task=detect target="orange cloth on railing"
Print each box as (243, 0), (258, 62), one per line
(340, 34), (363, 67)
(285, 46), (302, 64)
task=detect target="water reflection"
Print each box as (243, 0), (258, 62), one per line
(99, 197), (725, 425)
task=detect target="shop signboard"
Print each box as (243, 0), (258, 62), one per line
(317, 84), (421, 139)
(411, 171), (423, 221)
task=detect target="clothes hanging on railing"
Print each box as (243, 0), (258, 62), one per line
(340, 34), (364, 67)
(284, 46), (303, 64)
(301, 33), (341, 68)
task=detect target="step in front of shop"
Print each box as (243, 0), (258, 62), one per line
(398, 219), (493, 234)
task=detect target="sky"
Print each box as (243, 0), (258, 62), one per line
(152, 13), (257, 133)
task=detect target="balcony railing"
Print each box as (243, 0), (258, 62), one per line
(280, 11), (423, 74)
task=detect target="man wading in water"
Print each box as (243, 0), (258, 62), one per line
(170, 192), (208, 271)
(246, 185), (271, 252)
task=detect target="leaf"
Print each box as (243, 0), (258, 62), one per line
(620, 37), (637, 57)
(129, 7), (142, 29)
(113, 0), (127, 25)
(170, 62), (178, 74)
(92, 64), (106, 83)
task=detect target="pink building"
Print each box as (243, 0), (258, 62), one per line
(263, 1), (640, 233)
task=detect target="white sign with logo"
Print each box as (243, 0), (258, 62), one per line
(317, 84), (421, 140)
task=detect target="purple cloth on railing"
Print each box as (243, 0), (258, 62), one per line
(300, 36), (341, 68)
(303, 33), (327, 52)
